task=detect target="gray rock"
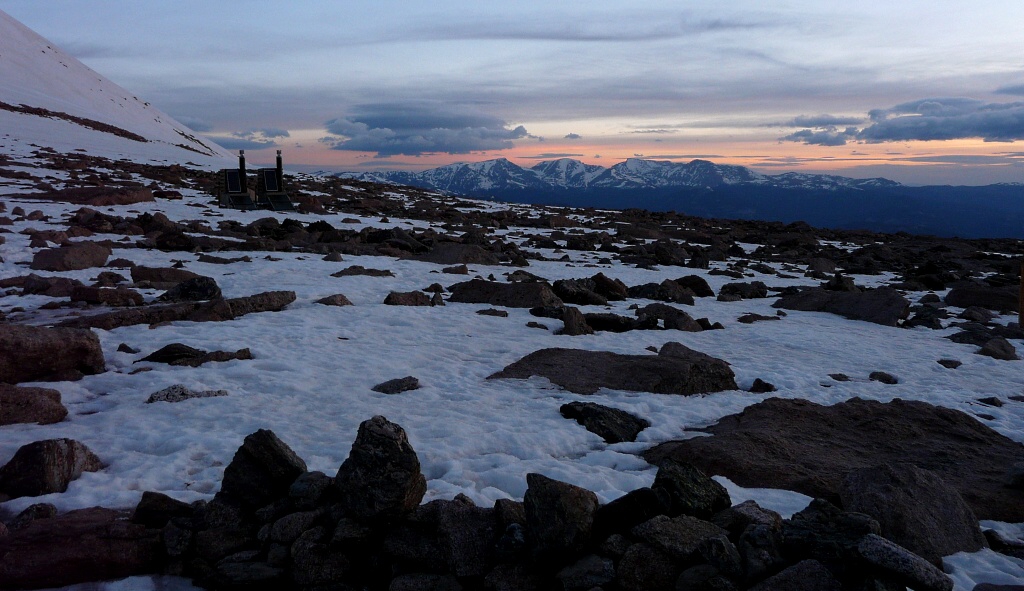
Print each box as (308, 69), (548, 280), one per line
(523, 473), (599, 564)
(616, 542), (678, 591)
(317, 293), (354, 306)
(712, 500), (783, 540)
(773, 286), (910, 326)
(158, 276), (222, 302)
(556, 554), (615, 591)
(334, 416), (426, 521)
(146, 384), (229, 404)
(373, 376), (422, 394)
(449, 279), (564, 308)
(748, 559), (841, 591)
(856, 534), (953, 591)
(720, 281), (769, 299)
(630, 514), (727, 561)
(0, 438), (102, 500)
(945, 283), (1019, 313)
(559, 306), (594, 336)
(839, 463), (987, 564)
(435, 496), (498, 577)
(978, 337), (1019, 361)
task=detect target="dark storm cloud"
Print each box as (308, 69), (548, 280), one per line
(782, 98), (1024, 146)
(206, 136), (279, 150)
(323, 103), (529, 157)
(859, 98), (1024, 142)
(564, 133), (582, 140)
(772, 114), (865, 127)
(891, 154), (1023, 165)
(995, 84), (1024, 96)
(174, 116), (213, 132)
(781, 127), (859, 146)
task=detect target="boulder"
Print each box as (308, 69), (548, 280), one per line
(130, 266), (202, 289)
(331, 265), (395, 277)
(488, 343), (736, 395)
(21, 274), (84, 297)
(136, 344), (252, 368)
(372, 376), (421, 394)
(0, 384), (67, 425)
(945, 283), (1019, 313)
(558, 306), (594, 336)
(855, 534), (953, 591)
(56, 291), (296, 330)
(559, 401), (650, 443)
(523, 473), (599, 564)
(334, 416), (426, 521)
(0, 324), (105, 383)
(651, 459), (731, 519)
(644, 397), (1024, 521)
(773, 286), (910, 326)
(30, 241), (111, 271)
(748, 559), (841, 591)
(384, 291), (433, 306)
(636, 303), (703, 331)
(0, 507), (161, 589)
(630, 514), (727, 561)
(552, 278), (608, 306)
(720, 281), (769, 299)
(615, 542), (678, 591)
(839, 463), (987, 564)
(590, 272), (629, 300)
(415, 242), (500, 265)
(434, 495), (499, 577)
(627, 280), (695, 304)
(158, 276), (222, 302)
(674, 275), (715, 297)
(316, 293), (353, 306)
(69, 285), (144, 307)
(449, 279), (563, 308)
(145, 384), (229, 404)
(978, 337), (1019, 361)
(217, 429), (307, 512)
(0, 438), (102, 499)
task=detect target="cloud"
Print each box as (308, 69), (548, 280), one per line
(564, 133), (582, 140)
(781, 126), (859, 146)
(174, 115), (213, 132)
(773, 114), (865, 127)
(236, 127), (290, 138)
(630, 129), (675, 134)
(859, 98), (1024, 142)
(995, 84), (1024, 96)
(518, 153), (586, 159)
(323, 103), (529, 157)
(205, 136), (278, 150)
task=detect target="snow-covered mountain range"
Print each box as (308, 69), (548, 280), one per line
(343, 157), (901, 194)
(0, 8), (231, 167)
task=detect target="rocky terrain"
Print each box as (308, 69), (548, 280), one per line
(0, 149), (1022, 590)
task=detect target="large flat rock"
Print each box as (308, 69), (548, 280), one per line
(488, 343), (737, 395)
(645, 397), (1024, 522)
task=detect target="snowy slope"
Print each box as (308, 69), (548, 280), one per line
(0, 9), (231, 166)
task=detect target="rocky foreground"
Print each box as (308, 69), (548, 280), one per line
(0, 153), (1023, 589)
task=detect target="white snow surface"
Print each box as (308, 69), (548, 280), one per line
(0, 190), (1021, 590)
(0, 9), (232, 167)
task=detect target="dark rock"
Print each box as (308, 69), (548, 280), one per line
(488, 343), (737, 395)
(317, 293), (354, 306)
(158, 276), (222, 302)
(773, 286), (910, 326)
(675, 275), (715, 297)
(591, 272), (629, 300)
(390, 573), (463, 591)
(583, 312), (659, 332)
(839, 463), (987, 564)
(526, 321), (548, 330)
(559, 306), (594, 336)
(8, 503), (58, 531)
(856, 534), (953, 591)
(0, 384), (67, 425)
(131, 491), (193, 528)
(384, 291), (433, 306)
(130, 265), (202, 289)
(806, 258), (838, 274)
(748, 559), (841, 591)
(553, 278), (608, 306)
(720, 281), (769, 299)
(699, 534), (744, 580)
(630, 514), (727, 562)
(145, 384), (228, 403)
(676, 564), (739, 591)
(0, 438), (102, 499)
(335, 416), (426, 521)
(593, 487), (670, 540)
(559, 401), (650, 443)
(476, 308), (509, 317)
(373, 376), (421, 394)
(137, 343), (206, 364)
(523, 473), (599, 565)
(636, 303), (702, 331)
(435, 495), (498, 577)
(829, 373), (851, 382)
(30, 241), (111, 271)
(0, 507), (161, 589)
(57, 291), (296, 330)
(937, 359), (962, 369)
(644, 397), (1024, 521)
(556, 554), (615, 591)
(218, 429), (307, 513)
(780, 499), (878, 576)
(651, 459), (731, 519)
(961, 306), (998, 323)
(484, 563), (543, 591)
(449, 279), (563, 308)
(824, 273), (859, 292)
(945, 283), (1019, 313)
(416, 242), (500, 265)
(70, 285), (144, 307)
(331, 265), (395, 277)
(616, 542), (678, 591)
(21, 273), (84, 297)
(0, 324), (105, 383)
(737, 313), (779, 324)
(627, 280), (695, 304)
(749, 378), (777, 393)
(977, 396), (1004, 407)
(712, 500), (783, 541)
(978, 337), (1019, 361)
(868, 371), (898, 384)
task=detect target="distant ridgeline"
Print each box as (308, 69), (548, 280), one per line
(342, 158), (1024, 239)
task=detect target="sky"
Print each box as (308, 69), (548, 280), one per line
(2, 1), (1024, 184)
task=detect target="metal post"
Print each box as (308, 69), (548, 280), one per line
(276, 150), (284, 189)
(238, 150), (247, 190)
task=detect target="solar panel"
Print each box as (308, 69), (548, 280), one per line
(224, 170), (242, 193)
(261, 169), (280, 192)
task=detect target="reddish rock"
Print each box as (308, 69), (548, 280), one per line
(0, 439), (102, 500)
(56, 291), (296, 330)
(0, 324), (105, 383)
(0, 507), (160, 589)
(0, 384), (68, 425)
(30, 241), (111, 272)
(129, 265), (201, 289)
(70, 285), (144, 307)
